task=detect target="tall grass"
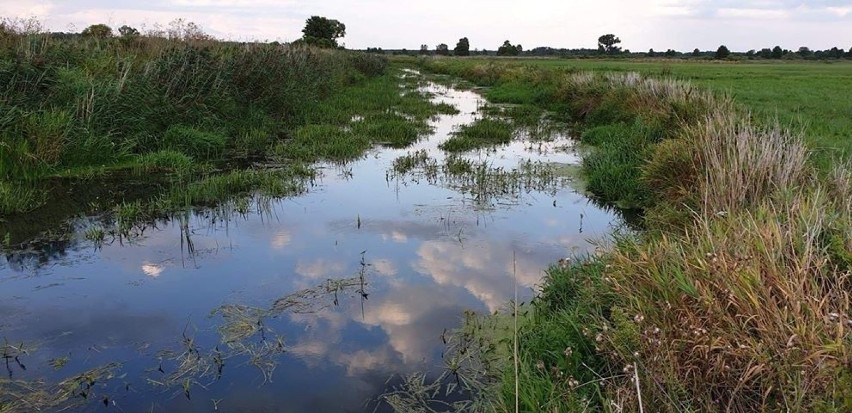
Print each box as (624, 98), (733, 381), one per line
(0, 22), (387, 214)
(415, 57), (852, 411)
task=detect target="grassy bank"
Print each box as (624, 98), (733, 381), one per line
(0, 24), (388, 217)
(0, 27), (458, 243)
(413, 58), (852, 411)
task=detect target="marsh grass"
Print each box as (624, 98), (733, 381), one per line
(439, 118), (515, 152)
(0, 361), (122, 413)
(351, 113), (427, 148)
(135, 150), (195, 174)
(0, 26), (388, 214)
(272, 70), (450, 164)
(391, 149), (435, 175)
(389, 153), (570, 208)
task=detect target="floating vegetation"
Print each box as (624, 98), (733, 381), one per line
(0, 362), (122, 413)
(148, 270), (368, 397)
(380, 311), (511, 412)
(389, 153), (571, 208)
(48, 356), (70, 371)
(1, 340), (32, 378)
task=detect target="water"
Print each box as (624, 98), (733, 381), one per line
(0, 75), (619, 412)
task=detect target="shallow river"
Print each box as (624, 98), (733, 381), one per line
(0, 75), (620, 412)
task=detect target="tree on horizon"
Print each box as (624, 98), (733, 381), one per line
(454, 37), (470, 56)
(598, 34), (621, 54)
(301, 16), (345, 48)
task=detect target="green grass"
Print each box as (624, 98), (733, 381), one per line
(418, 57), (852, 165)
(272, 69), (452, 163)
(439, 118), (515, 152)
(135, 150), (195, 173)
(274, 124), (371, 162)
(351, 112), (427, 148)
(0, 30), (389, 215)
(161, 126), (227, 160)
(580, 121), (662, 209)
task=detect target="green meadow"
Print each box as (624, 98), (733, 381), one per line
(415, 57), (852, 165)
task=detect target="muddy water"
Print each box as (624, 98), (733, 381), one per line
(0, 75), (620, 412)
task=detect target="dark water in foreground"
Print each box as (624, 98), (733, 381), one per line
(0, 75), (619, 412)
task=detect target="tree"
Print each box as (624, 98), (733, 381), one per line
(829, 46), (844, 59)
(771, 45), (783, 59)
(497, 40), (521, 56)
(435, 43), (449, 56)
(454, 37), (470, 56)
(302, 16), (345, 48)
(597, 34), (621, 54)
(797, 46), (812, 58)
(648, 48), (656, 57)
(692, 48), (701, 57)
(664, 49), (677, 57)
(118, 25), (139, 38)
(715, 45), (731, 59)
(419, 44), (430, 55)
(81, 24), (112, 38)
(758, 48), (773, 58)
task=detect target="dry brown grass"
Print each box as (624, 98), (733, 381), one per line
(609, 183), (852, 412)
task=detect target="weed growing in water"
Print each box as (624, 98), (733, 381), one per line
(389, 153), (570, 208)
(439, 118), (515, 152)
(391, 150), (435, 175)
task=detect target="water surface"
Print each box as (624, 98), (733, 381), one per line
(0, 75), (619, 412)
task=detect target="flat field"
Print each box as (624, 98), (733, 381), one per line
(443, 57), (852, 163)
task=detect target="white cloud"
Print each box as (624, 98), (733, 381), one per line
(372, 259), (397, 277)
(270, 230), (292, 250)
(413, 240), (545, 312)
(295, 259), (346, 279)
(141, 262), (164, 277)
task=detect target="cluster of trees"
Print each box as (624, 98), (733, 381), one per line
(42, 16), (348, 49)
(380, 32), (851, 61)
(497, 40), (522, 56)
(45, 19), (212, 42)
(713, 44), (852, 60)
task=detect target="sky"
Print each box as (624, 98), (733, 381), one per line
(2, 0), (850, 51)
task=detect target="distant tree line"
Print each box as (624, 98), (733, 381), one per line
(362, 33), (852, 61)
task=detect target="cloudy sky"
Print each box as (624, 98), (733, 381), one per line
(2, 0), (850, 51)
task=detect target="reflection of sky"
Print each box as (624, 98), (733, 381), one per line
(0, 81), (620, 411)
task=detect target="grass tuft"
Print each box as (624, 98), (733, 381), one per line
(439, 118), (515, 152)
